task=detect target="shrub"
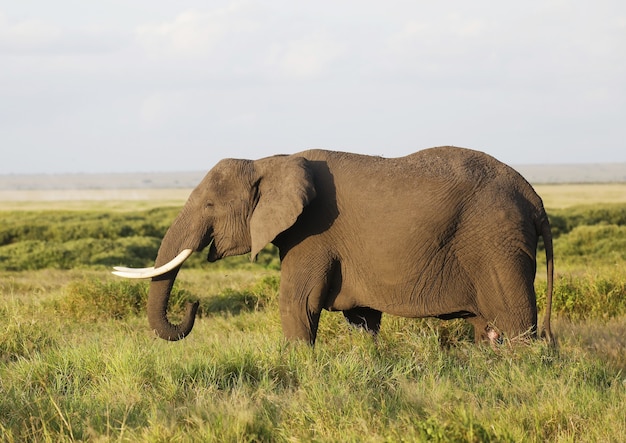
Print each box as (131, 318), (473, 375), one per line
(555, 225), (626, 264)
(202, 275), (280, 315)
(0, 237), (162, 271)
(0, 210), (174, 246)
(0, 209), (281, 271)
(49, 275), (280, 323)
(549, 204), (626, 238)
(255, 245), (281, 270)
(536, 271), (626, 320)
(50, 279), (190, 322)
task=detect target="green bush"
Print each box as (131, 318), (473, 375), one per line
(555, 273), (626, 320)
(555, 225), (626, 263)
(1, 203), (625, 273)
(549, 204), (626, 238)
(49, 275), (281, 323)
(255, 245), (281, 270)
(0, 237), (162, 271)
(536, 271), (626, 320)
(51, 279), (189, 322)
(0, 208), (281, 271)
(0, 209), (177, 246)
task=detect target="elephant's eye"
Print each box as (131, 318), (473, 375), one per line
(205, 201), (214, 208)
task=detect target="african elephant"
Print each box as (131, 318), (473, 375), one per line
(113, 146), (554, 344)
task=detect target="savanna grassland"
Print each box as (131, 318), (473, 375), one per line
(1, 184), (626, 442)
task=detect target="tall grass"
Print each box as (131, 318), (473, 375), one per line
(1, 280), (625, 441)
(2, 266), (625, 442)
(1, 202), (626, 441)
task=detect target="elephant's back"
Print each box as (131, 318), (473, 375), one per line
(402, 146), (511, 183)
(297, 146), (520, 185)
(407, 146), (546, 213)
(296, 146), (545, 214)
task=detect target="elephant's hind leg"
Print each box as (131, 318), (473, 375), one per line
(471, 252), (538, 341)
(343, 307), (382, 335)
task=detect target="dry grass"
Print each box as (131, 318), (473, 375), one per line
(0, 189), (190, 211)
(535, 183), (626, 209)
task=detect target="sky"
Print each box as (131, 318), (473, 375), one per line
(1, 1), (625, 174)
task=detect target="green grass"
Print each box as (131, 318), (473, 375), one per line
(1, 196), (626, 441)
(1, 273), (625, 441)
(2, 265), (626, 441)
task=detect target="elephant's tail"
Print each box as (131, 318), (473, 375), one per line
(540, 215), (554, 344)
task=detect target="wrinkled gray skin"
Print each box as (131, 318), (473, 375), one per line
(146, 147), (554, 344)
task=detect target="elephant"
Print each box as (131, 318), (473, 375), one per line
(113, 146), (554, 345)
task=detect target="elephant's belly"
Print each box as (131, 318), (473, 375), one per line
(328, 275), (476, 319)
(322, 279), (418, 314)
(381, 303), (475, 319)
(377, 286), (478, 319)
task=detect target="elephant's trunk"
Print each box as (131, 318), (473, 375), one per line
(145, 210), (202, 341)
(147, 268), (199, 341)
(113, 202), (207, 340)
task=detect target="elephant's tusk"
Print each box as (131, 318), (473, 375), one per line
(112, 249), (193, 279)
(113, 265), (155, 272)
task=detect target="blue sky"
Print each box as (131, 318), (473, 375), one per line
(1, 1), (625, 174)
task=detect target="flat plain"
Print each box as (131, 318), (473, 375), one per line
(1, 182), (626, 211)
(534, 183), (626, 209)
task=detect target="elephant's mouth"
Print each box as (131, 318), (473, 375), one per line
(207, 239), (221, 262)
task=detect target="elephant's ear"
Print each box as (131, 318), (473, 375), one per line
(250, 156), (316, 260)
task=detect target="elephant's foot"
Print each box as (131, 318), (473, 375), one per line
(486, 327), (501, 344)
(468, 316), (501, 344)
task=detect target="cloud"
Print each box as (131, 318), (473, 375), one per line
(132, 4), (348, 80)
(1, 1), (625, 174)
(381, 4), (626, 96)
(0, 12), (61, 53)
(135, 5), (260, 59)
(139, 93), (177, 127)
(0, 11), (126, 55)
(267, 31), (346, 79)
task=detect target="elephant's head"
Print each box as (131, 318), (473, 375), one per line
(113, 155), (316, 340)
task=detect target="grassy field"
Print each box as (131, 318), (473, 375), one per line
(1, 184), (626, 442)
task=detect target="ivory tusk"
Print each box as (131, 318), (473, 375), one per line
(113, 265), (155, 272)
(112, 249), (193, 279)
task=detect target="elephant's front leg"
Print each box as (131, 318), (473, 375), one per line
(279, 303), (320, 344)
(278, 286), (324, 344)
(278, 260), (331, 345)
